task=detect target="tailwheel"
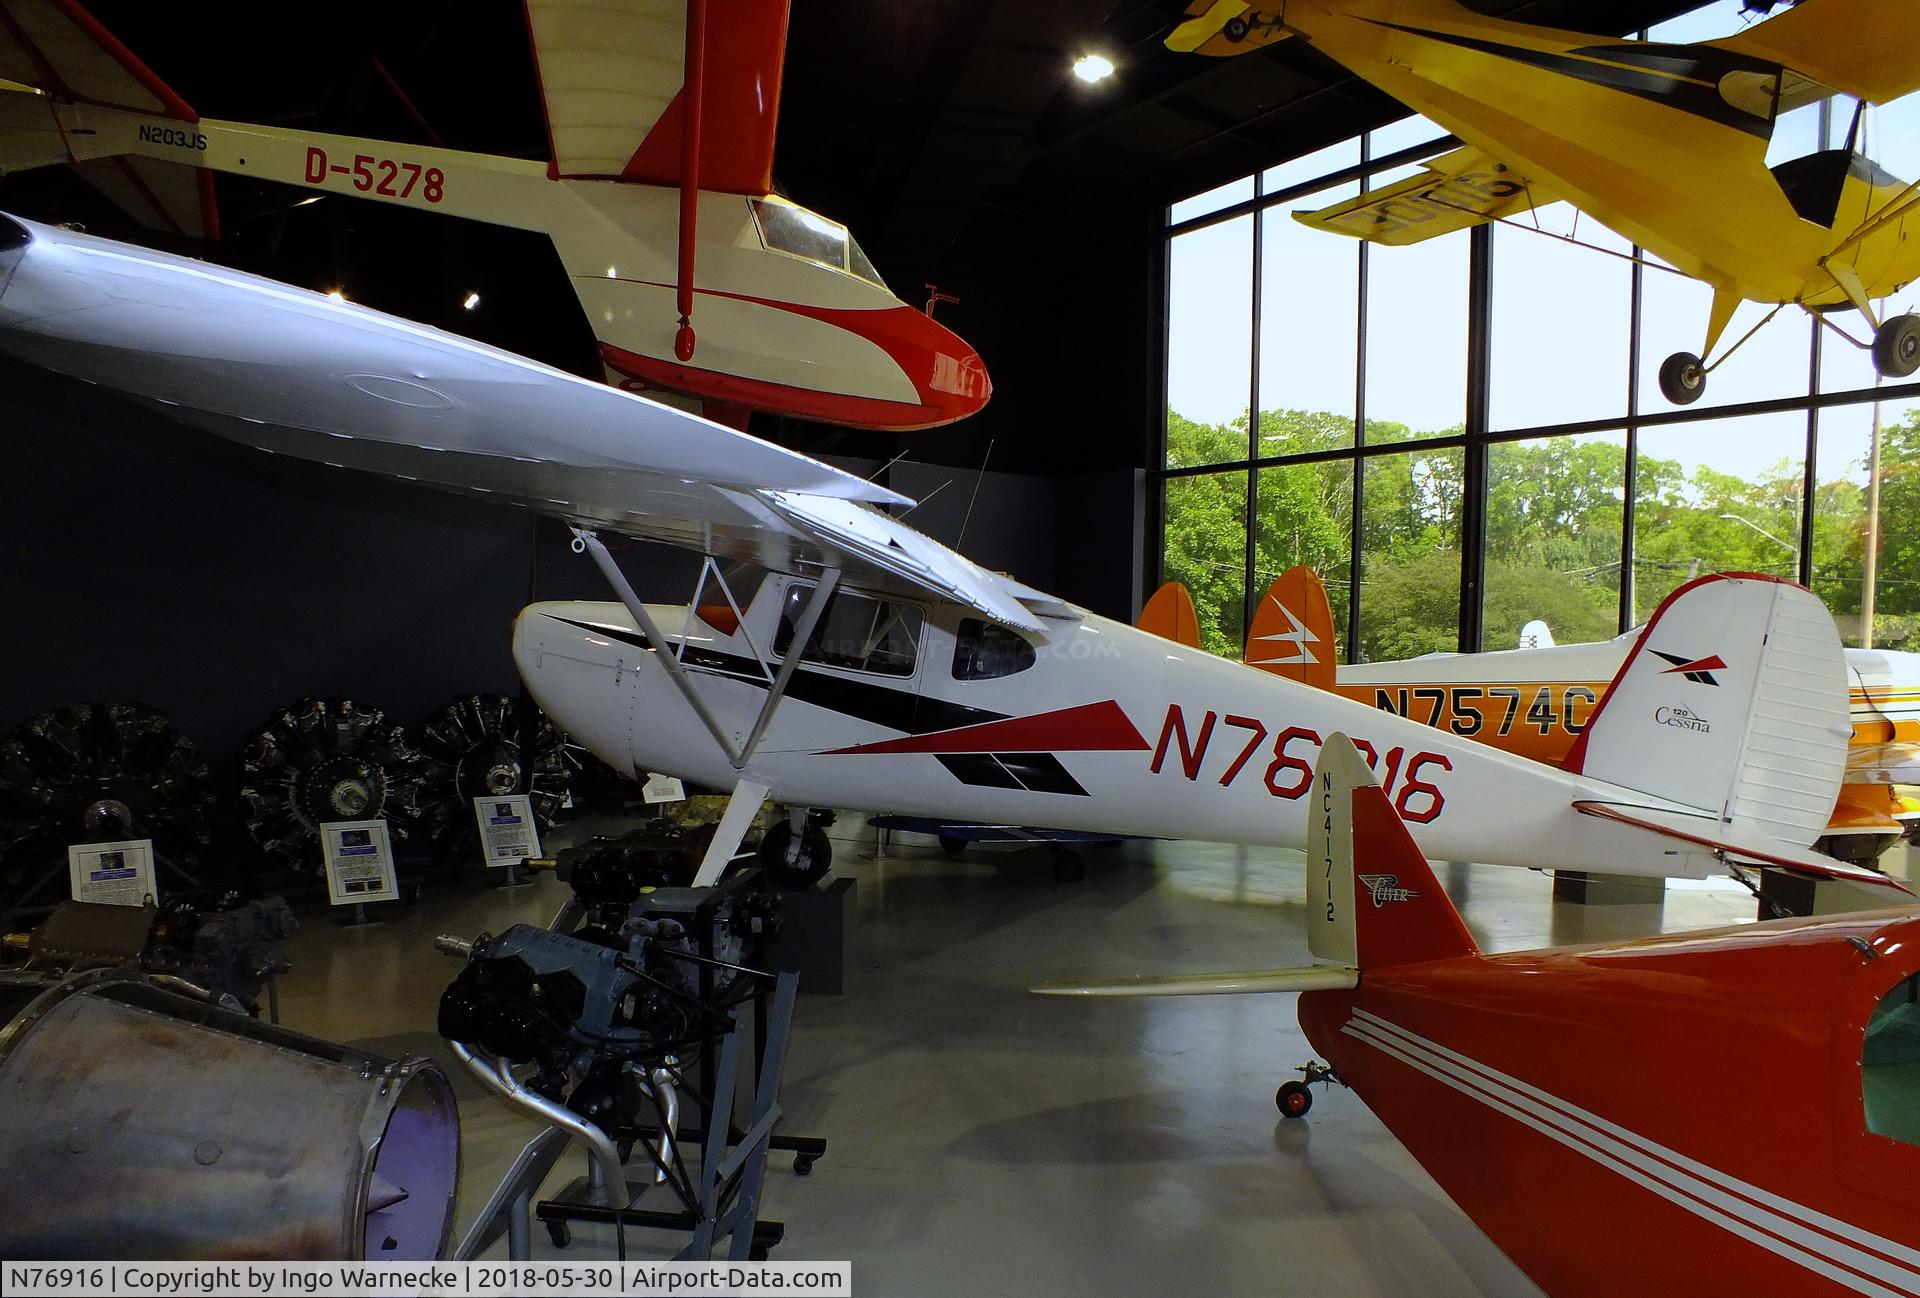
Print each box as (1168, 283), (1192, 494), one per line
(1872, 314), (1920, 379)
(1277, 1060), (1343, 1119)
(1659, 351), (1706, 405)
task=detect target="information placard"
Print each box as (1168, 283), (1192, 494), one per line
(642, 772), (687, 804)
(473, 794), (542, 868)
(67, 839), (158, 907)
(320, 820), (399, 905)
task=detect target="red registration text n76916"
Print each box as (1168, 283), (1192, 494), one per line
(1149, 705), (1451, 822)
(304, 147), (445, 203)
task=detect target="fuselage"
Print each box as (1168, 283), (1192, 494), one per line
(1278, 0), (1920, 304)
(1299, 909), (1920, 1296)
(512, 574), (1732, 877)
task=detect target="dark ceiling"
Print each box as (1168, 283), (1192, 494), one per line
(1, 0), (1706, 473)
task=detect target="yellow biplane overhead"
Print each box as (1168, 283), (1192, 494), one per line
(1170, 0), (1920, 404)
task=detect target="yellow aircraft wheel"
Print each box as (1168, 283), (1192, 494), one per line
(1659, 351), (1706, 405)
(1873, 315), (1920, 379)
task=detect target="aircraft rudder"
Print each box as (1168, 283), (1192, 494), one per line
(1312, 734), (1478, 970)
(1138, 581), (1202, 648)
(1247, 565), (1337, 688)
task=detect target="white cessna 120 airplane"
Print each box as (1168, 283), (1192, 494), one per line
(0, 212), (1902, 902)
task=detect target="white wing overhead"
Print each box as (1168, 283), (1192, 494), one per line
(0, 213), (1040, 629)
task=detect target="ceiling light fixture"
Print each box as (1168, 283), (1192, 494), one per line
(325, 288), (347, 302)
(1072, 53), (1115, 83)
(462, 292), (481, 311)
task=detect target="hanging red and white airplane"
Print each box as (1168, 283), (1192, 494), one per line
(0, 212), (1902, 903)
(0, 0), (989, 430)
(1036, 734), (1920, 1298)
(1243, 565), (1920, 864)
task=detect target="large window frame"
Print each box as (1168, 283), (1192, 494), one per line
(1153, 120), (1920, 660)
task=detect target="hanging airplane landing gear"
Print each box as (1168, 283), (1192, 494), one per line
(1277, 1060), (1344, 1118)
(1659, 350), (1707, 405)
(1872, 313), (1920, 378)
(759, 812), (833, 887)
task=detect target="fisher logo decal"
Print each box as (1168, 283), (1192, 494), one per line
(1358, 873), (1420, 907)
(1248, 595), (1320, 667)
(1651, 650), (1726, 686)
(1654, 705), (1711, 733)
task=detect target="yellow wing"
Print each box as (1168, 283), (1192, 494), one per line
(1293, 145), (1560, 246)
(1710, 0), (1920, 107)
(1167, 1), (1290, 57)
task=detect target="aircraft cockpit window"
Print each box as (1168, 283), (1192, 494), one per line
(751, 199), (887, 289)
(952, 618), (1038, 681)
(1862, 971), (1920, 1147)
(847, 238), (885, 289)
(775, 585), (922, 677)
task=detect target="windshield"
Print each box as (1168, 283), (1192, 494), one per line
(751, 199), (888, 289)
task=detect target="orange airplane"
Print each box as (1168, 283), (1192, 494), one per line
(1243, 566), (1920, 864)
(1040, 734), (1920, 1298)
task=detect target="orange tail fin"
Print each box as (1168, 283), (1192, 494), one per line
(1246, 566), (1336, 688)
(1138, 581), (1201, 648)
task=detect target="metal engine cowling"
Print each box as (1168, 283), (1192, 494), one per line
(0, 970), (459, 1259)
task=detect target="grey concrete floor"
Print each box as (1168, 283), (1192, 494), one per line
(268, 820), (1825, 1296)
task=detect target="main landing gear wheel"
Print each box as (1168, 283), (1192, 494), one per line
(1873, 314), (1920, 379)
(239, 697), (422, 872)
(759, 820), (832, 887)
(1659, 351), (1707, 405)
(938, 833), (968, 856)
(1276, 1081), (1314, 1118)
(412, 694), (576, 865)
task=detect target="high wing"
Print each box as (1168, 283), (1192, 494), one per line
(524, 0), (788, 192)
(1709, 0), (1920, 107)
(0, 0), (219, 240)
(1293, 145), (1561, 246)
(0, 213), (1048, 631)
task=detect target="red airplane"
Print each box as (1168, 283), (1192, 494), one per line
(1041, 734), (1920, 1298)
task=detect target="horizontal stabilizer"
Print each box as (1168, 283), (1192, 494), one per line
(1031, 966), (1357, 997)
(1710, 0), (1920, 106)
(1294, 146), (1558, 246)
(0, 0), (195, 119)
(0, 1), (218, 240)
(1032, 734), (1477, 999)
(1573, 801), (1913, 894)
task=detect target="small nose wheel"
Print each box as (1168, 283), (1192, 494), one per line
(793, 1154), (816, 1176)
(1276, 1080), (1314, 1118)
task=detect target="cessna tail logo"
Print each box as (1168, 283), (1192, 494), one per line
(1651, 650), (1726, 685)
(1249, 596), (1320, 666)
(1358, 873), (1420, 907)
(1654, 705), (1711, 733)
